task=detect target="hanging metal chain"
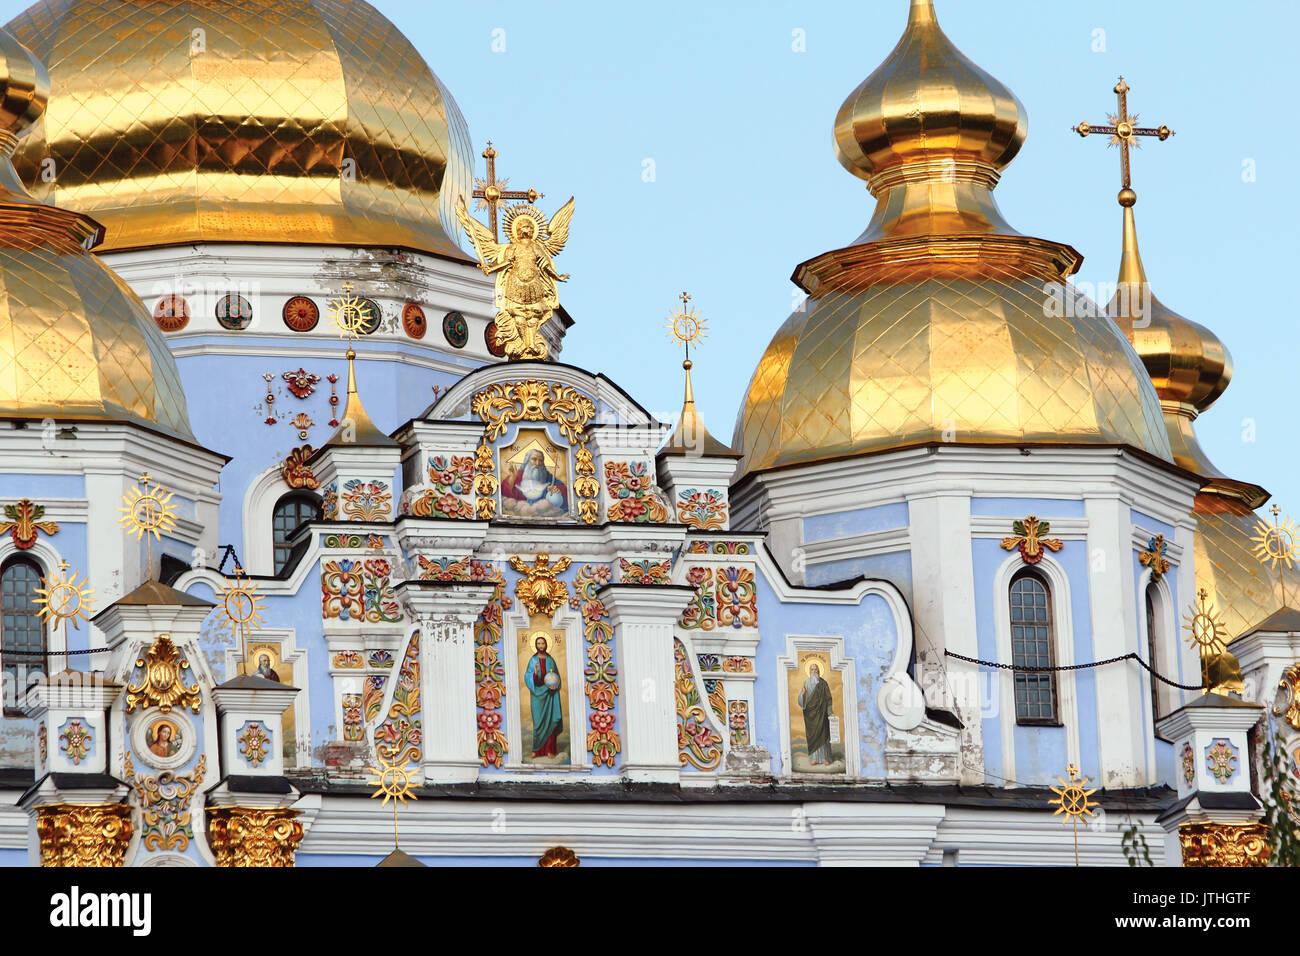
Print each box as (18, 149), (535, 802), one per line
(944, 649), (1204, 691)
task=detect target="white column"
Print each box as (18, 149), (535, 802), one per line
(603, 584), (693, 784)
(397, 581), (495, 784)
(1085, 495), (1145, 787)
(907, 492), (981, 782)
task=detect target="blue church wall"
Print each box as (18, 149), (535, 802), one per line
(804, 551), (912, 594)
(972, 537), (1099, 786)
(752, 573), (897, 777)
(802, 502), (908, 542)
(174, 347), (476, 553)
(0, 474), (84, 498)
(0, 848), (25, 866)
(970, 497), (1085, 518)
(1131, 509), (1176, 543)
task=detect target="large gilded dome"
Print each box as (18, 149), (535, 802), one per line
(734, 0), (1171, 475)
(0, 28), (193, 440)
(4, 0), (472, 259)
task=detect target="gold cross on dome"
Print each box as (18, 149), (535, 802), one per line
(472, 142), (543, 242)
(1074, 77), (1174, 196)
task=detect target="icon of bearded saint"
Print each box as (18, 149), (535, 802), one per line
(454, 195), (574, 361)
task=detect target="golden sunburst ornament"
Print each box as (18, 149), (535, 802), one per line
(33, 560), (95, 631)
(1253, 504), (1300, 571)
(117, 473), (177, 542)
(1183, 587), (1228, 659)
(217, 565), (266, 676)
(368, 748), (417, 851)
(666, 291), (707, 355)
(1048, 763), (1099, 867)
(327, 281), (374, 340)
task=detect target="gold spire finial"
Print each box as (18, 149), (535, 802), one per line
(661, 295), (736, 459)
(1073, 77), (1174, 206)
(117, 472), (178, 579)
(471, 141), (543, 243)
(368, 748), (417, 852)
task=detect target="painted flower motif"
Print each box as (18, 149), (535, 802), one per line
(687, 566), (709, 586)
(435, 492), (463, 516)
(478, 711), (502, 732)
(620, 498), (647, 520)
(363, 558), (391, 578)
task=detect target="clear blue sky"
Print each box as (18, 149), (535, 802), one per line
(405, 0), (1297, 509)
(11, 0), (1297, 512)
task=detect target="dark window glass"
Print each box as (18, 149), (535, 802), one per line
(1010, 573), (1057, 724)
(272, 494), (321, 574)
(1146, 584), (1160, 720)
(2, 557), (44, 714)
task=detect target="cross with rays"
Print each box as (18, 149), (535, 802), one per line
(1074, 77), (1174, 197)
(472, 142), (543, 242)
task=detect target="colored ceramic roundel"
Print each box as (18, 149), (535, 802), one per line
(356, 297), (383, 335)
(282, 295), (320, 332)
(153, 294), (190, 332)
(484, 320), (507, 358)
(442, 310), (469, 349)
(216, 293), (253, 330)
(402, 302), (427, 339)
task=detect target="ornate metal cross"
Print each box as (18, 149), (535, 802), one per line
(472, 142), (543, 242)
(1073, 78), (1174, 194)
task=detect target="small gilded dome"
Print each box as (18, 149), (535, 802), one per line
(834, 0), (1027, 183)
(1110, 205), (1231, 412)
(0, 28), (194, 440)
(734, 1), (1172, 476)
(6, 0), (473, 259)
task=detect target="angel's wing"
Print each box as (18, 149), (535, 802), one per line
(455, 195), (506, 267)
(541, 197), (575, 258)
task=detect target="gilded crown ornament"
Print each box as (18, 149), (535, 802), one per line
(455, 183), (574, 361)
(125, 635), (201, 714)
(510, 553), (572, 619)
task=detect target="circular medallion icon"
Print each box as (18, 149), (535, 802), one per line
(216, 293), (253, 330)
(442, 311), (469, 349)
(152, 295), (190, 332)
(485, 320), (507, 358)
(356, 297), (383, 335)
(402, 302), (427, 339)
(282, 295), (320, 332)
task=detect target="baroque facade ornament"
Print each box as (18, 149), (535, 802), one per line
(1138, 533), (1170, 581)
(1178, 823), (1269, 867)
(125, 635), (202, 714)
(538, 845), (580, 867)
(207, 807), (304, 867)
(125, 752), (207, 852)
(280, 445), (319, 490)
(1276, 663), (1300, 731)
(35, 804), (133, 867)
(1000, 515), (1063, 565)
(0, 498), (59, 549)
(510, 553), (572, 619)
(470, 380), (600, 523)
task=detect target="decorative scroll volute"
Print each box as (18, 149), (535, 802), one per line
(509, 553), (572, 619)
(1178, 823), (1269, 867)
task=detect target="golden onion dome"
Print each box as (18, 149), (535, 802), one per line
(834, 0), (1026, 180)
(1107, 196), (1265, 509)
(1194, 495), (1300, 642)
(734, 0), (1171, 476)
(0, 27), (193, 440)
(5, 0), (472, 259)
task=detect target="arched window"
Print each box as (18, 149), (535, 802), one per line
(272, 492), (321, 574)
(1145, 582), (1161, 720)
(1009, 571), (1058, 725)
(2, 556), (45, 714)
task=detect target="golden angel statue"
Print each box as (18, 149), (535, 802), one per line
(455, 195), (575, 361)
